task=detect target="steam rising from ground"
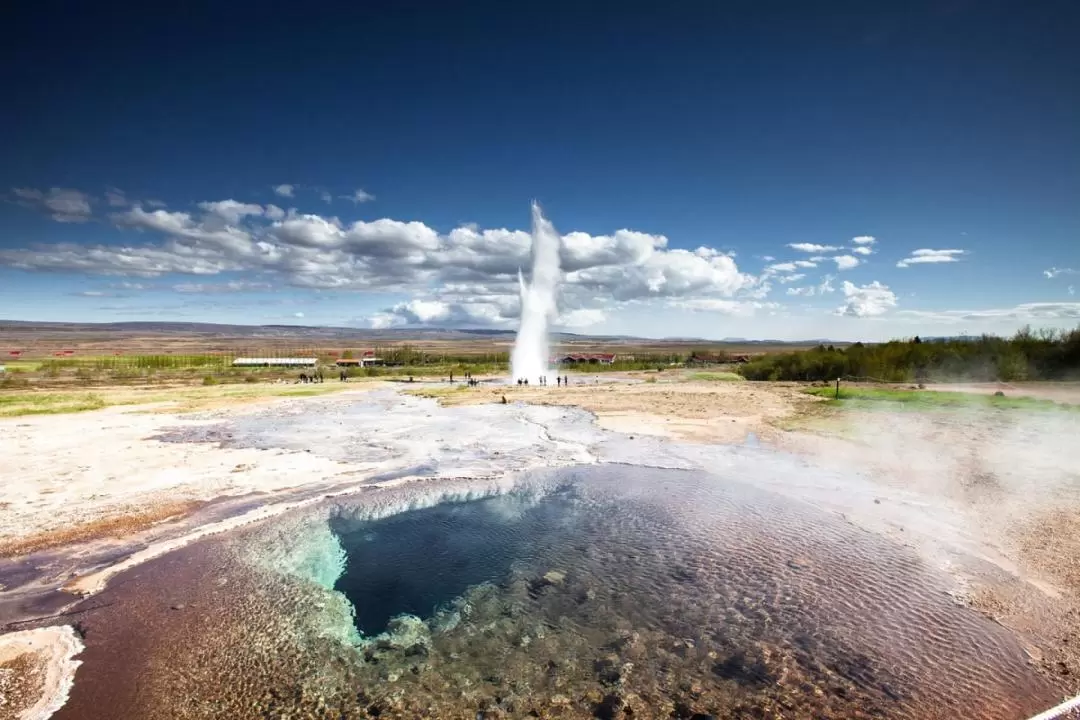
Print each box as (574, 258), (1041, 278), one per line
(510, 203), (561, 383)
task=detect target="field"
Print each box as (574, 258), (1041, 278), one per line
(0, 321), (822, 391)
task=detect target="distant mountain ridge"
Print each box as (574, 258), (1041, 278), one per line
(0, 320), (845, 345)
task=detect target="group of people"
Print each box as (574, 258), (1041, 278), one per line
(448, 371), (481, 386)
(515, 375), (569, 387)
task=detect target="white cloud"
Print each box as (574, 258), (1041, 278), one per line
(557, 308), (606, 328)
(832, 255), (861, 270)
(852, 236), (876, 245)
(852, 246), (873, 256)
(172, 281), (272, 293)
(13, 187), (93, 222)
(294, 312), (305, 318)
(345, 188), (375, 203)
(896, 249), (966, 268)
(761, 255), (775, 262)
(197, 200), (265, 225)
(105, 187), (128, 207)
(319, 190), (333, 204)
(2, 192), (765, 330)
(785, 275), (836, 297)
(1070, 285), (1076, 296)
(666, 298), (777, 316)
(898, 303), (1080, 322)
(793, 260), (817, 268)
(766, 262), (797, 273)
(1044, 267), (1077, 279)
(273, 184), (294, 198)
(837, 280), (897, 317)
(777, 273), (805, 284)
(788, 243), (841, 253)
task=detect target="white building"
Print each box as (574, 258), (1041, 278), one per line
(231, 357), (317, 368)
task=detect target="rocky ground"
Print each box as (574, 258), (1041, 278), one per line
(2, 375), (1080, 718)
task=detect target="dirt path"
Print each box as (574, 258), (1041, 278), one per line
(417, 376), (822, 444)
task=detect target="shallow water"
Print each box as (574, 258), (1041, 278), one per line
(57, 463), (1058, 719)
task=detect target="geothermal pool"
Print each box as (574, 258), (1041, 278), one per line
(54, 452), (1056, 719)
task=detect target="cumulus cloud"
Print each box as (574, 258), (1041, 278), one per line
(793, 260), (817, 268)
(1044, 267), (1077, 279)
(832, 255), (861, 270)
(273, 184), (294, 198)
(197, 200), (265, 225)
(852, 246), (873, 256)
(836, 281), (897, 317)
(12, 187), (93, 222)
(766, 262), (797, 273)
(345, 188), (375, 203)
(897, 249), (966, 268)
(851, 236), (876, 245)
(2, 192), (766, 330)
(788, 243), (841, 253)
(777, 273), (805, 284)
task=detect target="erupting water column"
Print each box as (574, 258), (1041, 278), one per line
(510, 202), (562, 385)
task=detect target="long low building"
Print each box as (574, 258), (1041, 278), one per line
(232, 357), (317, 367)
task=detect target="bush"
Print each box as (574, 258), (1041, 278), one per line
(244, 375), (259, 383)
(738, 325), (1080, 383)
(202, 375), (219, 386)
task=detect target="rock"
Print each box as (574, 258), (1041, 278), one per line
(543, 570), (566, 585)
(994, 390), (1005, 397)
(170, 603), (185, 611)
(592, 692), (625, 720)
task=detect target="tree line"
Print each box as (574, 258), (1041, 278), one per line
(738, 326), (1080, 382)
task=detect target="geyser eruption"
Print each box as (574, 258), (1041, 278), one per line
(510, 203), (561, 384)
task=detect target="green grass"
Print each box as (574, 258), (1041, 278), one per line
(0, 392), (107, 417)
(688, 371), (745, 382)
(805, 386), (1075, 411)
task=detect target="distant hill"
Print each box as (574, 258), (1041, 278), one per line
(0, 320), (841, 346)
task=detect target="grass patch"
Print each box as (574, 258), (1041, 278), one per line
(0, 381), (364, 416)
(688, 371), (745, 382)
(403, 384), (471, 400)
(804, 386), (1075, 411)
(0, 392), (107, 417)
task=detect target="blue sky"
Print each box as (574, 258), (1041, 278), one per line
(2, 1), (1078, 341)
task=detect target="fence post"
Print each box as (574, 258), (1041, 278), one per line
(835, 377), (840, 400)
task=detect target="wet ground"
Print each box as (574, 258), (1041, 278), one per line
(3, 389), (1076, 719)
(50, 464), (1061, 719)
